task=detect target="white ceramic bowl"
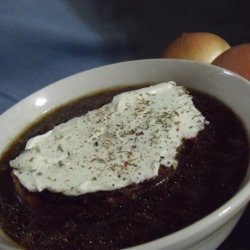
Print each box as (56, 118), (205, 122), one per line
(0, 59), (250, 250)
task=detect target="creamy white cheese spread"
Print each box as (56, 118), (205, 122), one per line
(10, 82), (207, 196)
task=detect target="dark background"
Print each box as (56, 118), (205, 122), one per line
(0, 0), (250, 249)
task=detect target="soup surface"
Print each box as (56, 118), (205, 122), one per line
(0, 84), (249, 250)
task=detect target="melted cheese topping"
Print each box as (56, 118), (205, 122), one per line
(10, 82), (207, 196)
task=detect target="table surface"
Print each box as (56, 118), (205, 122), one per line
(0, 1), (249, 249)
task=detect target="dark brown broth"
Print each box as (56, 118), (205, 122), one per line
(0, 85), (249, 250)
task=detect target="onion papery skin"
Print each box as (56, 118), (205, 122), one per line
(163, 32), (230, 64)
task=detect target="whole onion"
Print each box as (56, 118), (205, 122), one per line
(162, 32), (230, 63)
(212, 44), (250, 81)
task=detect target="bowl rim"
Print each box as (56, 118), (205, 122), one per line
(0, 58), (250, 249)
